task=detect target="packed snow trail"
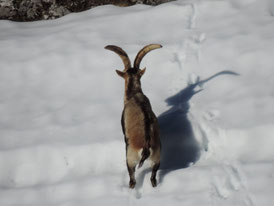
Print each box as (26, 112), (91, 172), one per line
(0, 0), (274, 206)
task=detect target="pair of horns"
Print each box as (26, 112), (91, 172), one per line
(105, 44), (162, 71)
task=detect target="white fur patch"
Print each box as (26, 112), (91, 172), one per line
(138, 148), (143, 158)
(149, 148), (153, 156)
(137, 148), (153, 158)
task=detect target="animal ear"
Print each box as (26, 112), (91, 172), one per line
(139, 67), (146, 77)
(116, 70), (125, 78)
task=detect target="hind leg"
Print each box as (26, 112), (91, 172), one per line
(127, 162), (136, 188)
(150, 148), (160, 187)
(126, 147), (140, 188)
(151, 162), (160, 187)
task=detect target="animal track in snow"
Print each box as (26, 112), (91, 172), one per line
(194, 114), (257, 206)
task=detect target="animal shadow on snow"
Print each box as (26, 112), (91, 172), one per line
(156, 70), (239, 184)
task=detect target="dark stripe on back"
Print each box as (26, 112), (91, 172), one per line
(126, 76), (134, 100)
(133, 95), (152, 143)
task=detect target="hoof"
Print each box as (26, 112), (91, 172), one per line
(129, 180), (136, 189)
(151, 178), (157, 187)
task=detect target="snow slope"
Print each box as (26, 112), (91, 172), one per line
(0, 0), (274, 205)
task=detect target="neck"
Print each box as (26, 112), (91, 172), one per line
(124, 77), (143, 102)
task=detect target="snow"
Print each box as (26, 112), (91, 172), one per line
(0, 0), (274, 205)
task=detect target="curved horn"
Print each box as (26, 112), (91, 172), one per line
(105, 45), (131, 71)
(134, 44), (162, 69)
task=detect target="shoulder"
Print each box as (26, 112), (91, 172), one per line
(135, 93), (150, 103)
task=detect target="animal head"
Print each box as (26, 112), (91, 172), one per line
(105, 44), (162, 82)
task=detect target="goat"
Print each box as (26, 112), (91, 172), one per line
(105, 44), (162, 188)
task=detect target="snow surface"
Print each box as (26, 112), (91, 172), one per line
(0, 0), (274, 205)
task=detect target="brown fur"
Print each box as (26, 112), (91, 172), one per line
(124, 101), (146, 149)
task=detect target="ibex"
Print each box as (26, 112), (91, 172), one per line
(105, 44), (162, 188)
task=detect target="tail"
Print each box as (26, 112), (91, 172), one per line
(138, 147), (150, 169)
